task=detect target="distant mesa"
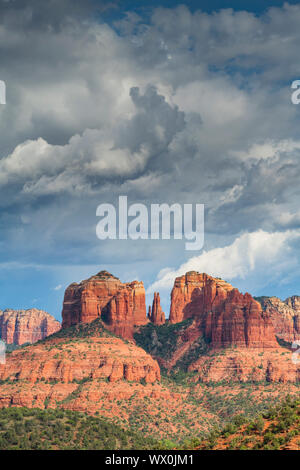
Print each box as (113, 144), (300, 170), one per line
(0, 308), (61, 345)
(256, 295), (300, 343)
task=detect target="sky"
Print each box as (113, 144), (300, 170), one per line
(1, 0), (300, 319)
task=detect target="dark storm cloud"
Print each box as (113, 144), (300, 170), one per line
(0, 0), (120, 155)
(116, 85), (185, 157)
(0, 85), (186, 200)
(0, 0), (114, 30)
(1, 2), (300, 289)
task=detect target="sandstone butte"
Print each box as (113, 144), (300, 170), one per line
(148, 292), (165, 325)
(169, 271), (278, 349)
(61, 269), (298, 352)
(62, 271), (148, 339)
(256, 296), (300, 343)
(0, 308), (61, 345)
(161, 271), (300, 382)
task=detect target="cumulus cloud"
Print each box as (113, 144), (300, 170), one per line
(53, 284), (62, 291)
(0, 86), (184, 197)
(0, 132), (148, 195)
(231, 140), (300, 162)
(147, 230), (300, 292)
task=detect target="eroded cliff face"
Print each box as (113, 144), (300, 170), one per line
(257, 296), (300, 343)
(62, 271), (148, 339)
(169, 272), (234, 324)
(189, 348), (300, 383)
(0, 309), (61, 345)
(148, 293), (165, 325)
(169, 272), (277, 349)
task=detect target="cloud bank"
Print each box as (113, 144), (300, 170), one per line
(148, 230), (300, 292)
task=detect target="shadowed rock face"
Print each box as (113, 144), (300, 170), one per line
(169, 272), (277, 349)
(0, 309), (61, 345)
(169, 272), (234, 324)
(62, 271), (148, 339)
(257, 296), (300, 343)
(148, 293), (165, 325)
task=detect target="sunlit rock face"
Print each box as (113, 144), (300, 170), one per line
(0, 309), (61, 345)
(62, 271), (148, 339)
(257, 295), (300, 343)
(169, 272), (277, 349)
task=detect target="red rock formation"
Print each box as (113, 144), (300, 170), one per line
(169, 272), (234, 324)
(208, 290), (277, 349)
(258, 296), (300, 343)
(148, 293), (165, 325)
(0, 335), (160, 385)
(169, 272), (277, 349)
(62, 271), (148, 339)
(0, 309), (61, 345)
(189, 348), (300, 383)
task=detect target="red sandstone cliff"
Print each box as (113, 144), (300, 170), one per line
(169, 272), (234, 324)
(150, 272), (299, 382)
(148, 293), (165, 325)
(62, 271), (148, 339)
(169, 272), (277, 349)
(257, 296), (300, 343)
(189, 348), (300, 383)
(0, 309), (61, 345)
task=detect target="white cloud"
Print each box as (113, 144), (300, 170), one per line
(0, 85), (184, 196)
(174, 79), (249, 126)
(231, 139), (300, 161)
(0, 131), (149, 192)
(53, 284), (62, 291)
(147, 230), (300, 292)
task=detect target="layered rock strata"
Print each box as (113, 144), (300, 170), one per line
(0, 309), (61, 345)
(62, 271), (148, 339)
